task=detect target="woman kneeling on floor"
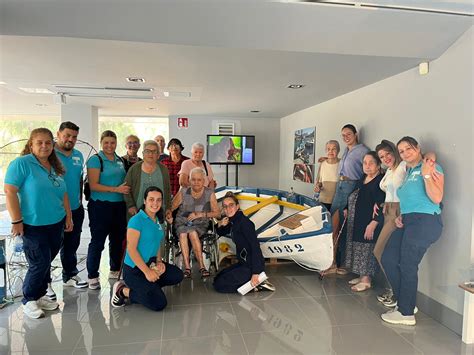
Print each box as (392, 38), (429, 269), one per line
(111, 186), (183, 311)
(213, 192), (275, 293)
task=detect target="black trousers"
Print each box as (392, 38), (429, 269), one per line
(123, 260), (183, 311)
(60, 205), (85, 281)
(213, 263), (252, 293)
(87, 200), (126, 279)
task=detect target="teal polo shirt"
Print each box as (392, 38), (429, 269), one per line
(124, 210), (164, 267)
(56, 148), (84, 210)
(4, 154), (67, 226)
(397, 162), (444, 215)
(86, 151), (126, 202)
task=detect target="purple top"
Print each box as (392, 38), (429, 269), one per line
(337, 143), (370, 180)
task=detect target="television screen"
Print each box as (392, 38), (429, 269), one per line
(207, 135), (255, 165)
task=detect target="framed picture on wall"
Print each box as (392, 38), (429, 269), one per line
(293, 163), (315, 183)
(293, 127), (315, 165)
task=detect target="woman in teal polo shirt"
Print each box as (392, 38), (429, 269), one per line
(4, 128), (73, 319)
(381, 136), (444, 326)
(111, 186), (183, 311)
(86, 130), (130, 290)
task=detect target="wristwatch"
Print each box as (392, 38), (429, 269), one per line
(423, 174), (431, 179)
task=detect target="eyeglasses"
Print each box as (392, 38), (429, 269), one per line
(48, 173), (60, 187)
(222, 203), (236, 209)
(127, 142), (140, 146)
(143, 149), (158, 154)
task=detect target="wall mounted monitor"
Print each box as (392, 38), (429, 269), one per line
(206, 135), (255, 165)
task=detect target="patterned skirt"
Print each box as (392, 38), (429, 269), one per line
(344, 189), (379, 277)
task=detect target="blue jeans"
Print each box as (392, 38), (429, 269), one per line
(381, 213), (443, 316)
(87, 200), (127, 279)
(60, 205), (85, 281)
(123, 259), (183, 311)
(330, 180), (358, 266)
(22, 219), (64, 304)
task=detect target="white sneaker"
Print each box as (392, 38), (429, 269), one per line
(389, 306), (418, 314)
(37, 297), (59, 311)
(381, 310), (416, 326)
(88, 277), (101, 290)
(109, 271), (120, 279)
(23, 301), (45, 319)
(63, 275), (88, 289)
(45, 283), (57, 301)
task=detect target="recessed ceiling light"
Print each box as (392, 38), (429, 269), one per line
(287, 84), (305, 89)
(250, 110), (260, 113)
(126, 77), (146, 83)
(19, 87), (54, 94)
(35, 103), (48, 107)
(147, 107), (157, 110)
(163, 91), (170, 97)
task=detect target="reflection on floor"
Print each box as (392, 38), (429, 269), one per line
(2, 259), (472, 355)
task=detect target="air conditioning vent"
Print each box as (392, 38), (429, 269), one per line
(217, 123), (235, 135)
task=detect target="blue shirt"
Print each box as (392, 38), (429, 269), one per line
(124, 210), (164, 267)
(86, 151), (126, 202)
(337, 144), (370, 180)
(397, 162), (444, 215)
(56, 148), (84, 210)
(5, 154), (67, 226)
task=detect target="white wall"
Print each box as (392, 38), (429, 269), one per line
(279, 27), (473, 315)
(169, 115), (280, 189)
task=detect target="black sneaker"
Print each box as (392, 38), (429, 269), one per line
(111, 281), (127, 308)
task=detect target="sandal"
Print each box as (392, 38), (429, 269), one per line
(351, 282), (371, 292)
(348, 277), (361, 285)
(199, 268), (210, 278)
(183, 268), (192, 278)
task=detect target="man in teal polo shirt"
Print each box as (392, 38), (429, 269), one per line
(54, 122), (88, 293)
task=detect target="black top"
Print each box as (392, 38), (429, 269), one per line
(121, 155), (143, 173)
(217, 210), (265, 274)
(352, 174), (386, 244)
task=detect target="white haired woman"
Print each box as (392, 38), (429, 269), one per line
(124, 140), (172, 221)
(178, 142), (216, 189)
(171, 167), (220, 278)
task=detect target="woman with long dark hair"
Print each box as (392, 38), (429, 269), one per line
(111, 186), (183, 311)
(4, 128), (73, 319)
(381, 137), (443, 325)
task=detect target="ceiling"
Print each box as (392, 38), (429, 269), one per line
(0, 0), (472, 119)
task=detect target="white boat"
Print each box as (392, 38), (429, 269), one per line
(215, 186), (334, 271)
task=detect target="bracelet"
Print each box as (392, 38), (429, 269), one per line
(11, 219), (23, 225)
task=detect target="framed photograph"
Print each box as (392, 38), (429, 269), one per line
(293, 127), (315, 164)
(293, 163), (315, 183)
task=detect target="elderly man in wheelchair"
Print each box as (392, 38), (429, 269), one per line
(169, 167), (221, 278)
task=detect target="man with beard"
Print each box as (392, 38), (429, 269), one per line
(52, 121), (88, 293)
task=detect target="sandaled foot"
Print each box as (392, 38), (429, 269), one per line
(348, 277), (361, 285)
(183, 268), (192, 278)
(336, 268), (349, 275)
(199, 268), (210, 278)
(351, 282), (371, 292)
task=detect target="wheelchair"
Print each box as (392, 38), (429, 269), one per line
(164, 219), (220, 275)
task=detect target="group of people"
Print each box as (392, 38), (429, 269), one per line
(314, 124), (444, 326)
(4, 122), (271, 319)
(4, 121), (443, 325)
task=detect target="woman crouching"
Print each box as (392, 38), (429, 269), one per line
(213, 192), (275, 293)
(111, 186), (183, 311)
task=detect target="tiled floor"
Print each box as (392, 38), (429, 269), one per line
(1, 262), (473, 355)
(0, 214), (472, 354)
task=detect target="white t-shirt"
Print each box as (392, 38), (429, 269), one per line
(379, 161), (406, 203)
